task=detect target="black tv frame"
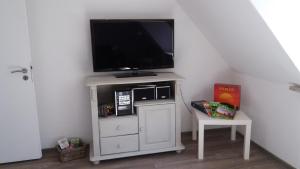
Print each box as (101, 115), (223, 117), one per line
(90, 19), (175, 74)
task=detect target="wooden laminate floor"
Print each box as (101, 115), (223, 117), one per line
(1, 128), (293, 169)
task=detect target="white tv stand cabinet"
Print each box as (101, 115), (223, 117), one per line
(86, 72), (185, 164)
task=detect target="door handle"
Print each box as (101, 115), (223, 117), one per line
(11, 68), (28, 74)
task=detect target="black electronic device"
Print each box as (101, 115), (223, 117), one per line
(156, 86), (171, 100)
(90, 19), (174, 73)
(132, 86), (156, 101)
(114, 90), (133, 116)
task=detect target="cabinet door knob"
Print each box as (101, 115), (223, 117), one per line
(116, 144), (121, 149)
(139, 127), (143, 132)
(116, 125), (121, 130)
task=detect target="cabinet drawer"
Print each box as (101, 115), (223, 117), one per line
(99, 115), (138, 137)
(100, 134), (139, 155)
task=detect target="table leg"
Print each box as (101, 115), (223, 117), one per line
(231, 125), (236, 141)
(198, 123), (204, 160)
(243, 124), (251, 160)
(192, 111), (197, 141)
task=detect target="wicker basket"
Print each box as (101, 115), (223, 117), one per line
(57, 144), (87, 162)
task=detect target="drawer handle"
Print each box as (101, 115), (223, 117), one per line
(116, 144), (121, 149)
(116, 125), (121, 130)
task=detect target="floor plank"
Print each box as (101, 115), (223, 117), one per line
(1, 128), (294, 169)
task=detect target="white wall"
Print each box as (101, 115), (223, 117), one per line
(177, 0), (300, 83)
(251, 0), (300, 73)
(26, 0), (233, 148)
(234, 73), (300, 168)
(177, 1), (300, 168)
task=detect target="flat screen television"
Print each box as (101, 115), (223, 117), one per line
(90, 19), (174, 73)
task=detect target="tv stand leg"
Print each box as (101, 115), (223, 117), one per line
(93, 161), (100, 165)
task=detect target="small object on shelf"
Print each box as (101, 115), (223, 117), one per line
(115, 89), (133, 116)
(214, 83), (241, 110)
(132, 86), (156, 101)
(156, 85), (171, 100)
(56, 138), (87, 162)
(99, 103), (114, 117)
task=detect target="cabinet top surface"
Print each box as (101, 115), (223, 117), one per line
(134, 99), (176, 107)
(86, 72), (183, 87)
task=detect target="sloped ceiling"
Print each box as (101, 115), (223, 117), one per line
(177, 0), (300, 83)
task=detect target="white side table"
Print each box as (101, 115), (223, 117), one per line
(192, 108), (252, 160)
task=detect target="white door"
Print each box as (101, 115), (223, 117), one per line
(0, 0), (42, 163)
(138, 104), (175, 151)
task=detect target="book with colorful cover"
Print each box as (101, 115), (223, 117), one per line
(208, 101), (236, 119)
(214, 83), (241, 110)
(191, 100), (236, 119)
(191, 100), (212, 116)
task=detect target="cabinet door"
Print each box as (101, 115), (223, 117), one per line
(138, 104), (175, 151)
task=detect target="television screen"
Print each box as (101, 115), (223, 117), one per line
(90, 19), (174, 72)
